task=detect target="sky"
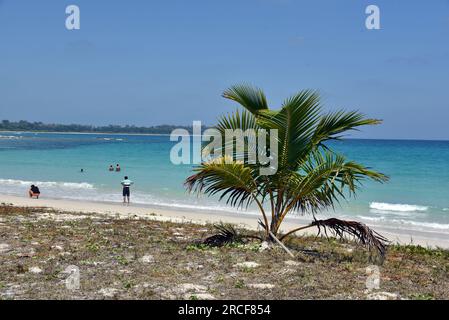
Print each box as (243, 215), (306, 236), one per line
(0, 0), (448, 140)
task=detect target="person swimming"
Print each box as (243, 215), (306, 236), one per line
(29, 185), (40, 199)
(121, 176), (133, 203)
(109, 165), (114, 171)
(116, 164), (121, 172)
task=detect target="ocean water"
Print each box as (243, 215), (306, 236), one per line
(0, 132), (448, 234)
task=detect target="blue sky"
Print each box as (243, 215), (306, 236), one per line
(0, 0), (448, 139)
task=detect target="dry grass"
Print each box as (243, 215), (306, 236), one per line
(0, 205), (448, 300)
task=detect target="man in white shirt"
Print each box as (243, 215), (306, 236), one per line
(121, 176), (134, 204)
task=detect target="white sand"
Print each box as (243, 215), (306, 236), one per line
(1, 194), (448, 249)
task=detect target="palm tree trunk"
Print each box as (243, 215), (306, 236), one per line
(279, 225), (313, 241)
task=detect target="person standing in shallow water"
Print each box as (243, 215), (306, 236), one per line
(116, 164), (121, 172)
(121, 176), (133, 204)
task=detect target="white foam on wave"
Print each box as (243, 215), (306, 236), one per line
(98, 137), (124, 141)
(370, 202), (428, 213)
(358, 215), (449, 231)
(0, 179), (94, 190)
(0, 135), (22, 140)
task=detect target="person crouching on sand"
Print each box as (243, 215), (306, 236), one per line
(29, 185), (40, 199)
(121, 176), (133, 204)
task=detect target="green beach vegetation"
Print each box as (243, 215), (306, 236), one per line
(1, 204), (448, 299)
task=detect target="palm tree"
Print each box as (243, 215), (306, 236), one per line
(186, 85), (389, 254)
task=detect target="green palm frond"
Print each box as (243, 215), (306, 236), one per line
(311, 110), (381, 146)
(222, 84), (268, 114)
(278, 90), (322, 170)
(213, 110), (260, 162)
(283, 150), (388, 215)
(216, 109), (260, 134)
(253, 90), (324, 172)
(185, 157), (259, 208)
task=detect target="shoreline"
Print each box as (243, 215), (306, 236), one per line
(1, 194), (448, 249)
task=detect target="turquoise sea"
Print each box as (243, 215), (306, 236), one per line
(0, 132), (448, 234)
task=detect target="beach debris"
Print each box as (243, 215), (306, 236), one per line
(171, 283), (216, 300)
(366, 291), (399, 300)
(0, 243), (11, 254)
(118, 269), (132, 274)
(279, 218), (389, 258)
(233, 261), (260, 269)
(172, 228), (186, 238)
(139, 254), (155, 264)
(201, 223), (243, 247)
(29, 266), (43, 274)
(247, 283), (275, 289)
(284, 260), (300, 267)
(176, 283), (208, 293)
(185, 262), (204, 271)
(187, 293), (216, 300)
(51, 245), (64, 251)
(16, 264), (26, 273)
(16, 248), (36, 258)
(98, 287), (120, 298)
(34, 212), (93, 222)
(124, 252), (136, 261)
(1, 284), (26, 299)
(259, 241), (270, 252)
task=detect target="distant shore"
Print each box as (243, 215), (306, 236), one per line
(1, 194), (448, 249)
(2, 130), (449, 142)
(0, 120), (199, 136)
(0, 130), (173, 136)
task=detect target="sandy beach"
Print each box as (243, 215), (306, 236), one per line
(1, 194), (448, 249)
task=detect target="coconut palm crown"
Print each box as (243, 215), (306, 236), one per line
(185, 84), (389, 247)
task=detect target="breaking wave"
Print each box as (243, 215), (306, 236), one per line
(370, 202), (428, 213)
(357, 215), (449, 231)
(0, 179), (94, 190)
(0, 135), (22, 140)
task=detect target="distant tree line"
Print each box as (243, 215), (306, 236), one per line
(0, 120), (198, 134)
